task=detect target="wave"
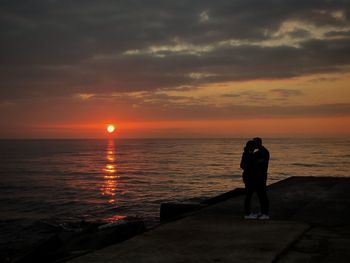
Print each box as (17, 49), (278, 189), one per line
(291, 163), (327, 167)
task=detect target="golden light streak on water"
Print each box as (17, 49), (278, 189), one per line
(101, 140), (119, 204)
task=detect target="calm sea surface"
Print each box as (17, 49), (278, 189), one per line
(0, 138), (349, 227)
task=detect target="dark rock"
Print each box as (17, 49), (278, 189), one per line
(202, 188), (245, 205)
(160, 188), (245, 222)
(13, 219), (146, 263)
(160, 202), (206, 222)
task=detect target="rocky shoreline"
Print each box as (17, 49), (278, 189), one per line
(1, 218), (145, 263)
(1, 187), (246, 263)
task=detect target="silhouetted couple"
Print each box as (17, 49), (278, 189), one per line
(240, 137), (270, 220)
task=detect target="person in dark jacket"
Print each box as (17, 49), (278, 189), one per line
(240, 138), (270, 220)
(252, 137), (270, 219)
(240, 140), (258, 219)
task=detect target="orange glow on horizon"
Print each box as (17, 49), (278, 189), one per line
(26, 115), (350, 138)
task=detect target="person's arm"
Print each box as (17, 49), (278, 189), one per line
(258, 148), (269, 173)
(240, 152), (246, 170)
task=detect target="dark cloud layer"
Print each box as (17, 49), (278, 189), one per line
(1, 0), (350, 99)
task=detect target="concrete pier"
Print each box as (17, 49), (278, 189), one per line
(68, 176), (350, 263)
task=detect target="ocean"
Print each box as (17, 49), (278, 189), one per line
(0, 138), (349, 246)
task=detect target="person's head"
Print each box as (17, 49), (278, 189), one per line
(253, 137), (263, 148)
(244, 140), (255, 153)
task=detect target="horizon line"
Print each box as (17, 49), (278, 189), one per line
(0, 136), (349, 140)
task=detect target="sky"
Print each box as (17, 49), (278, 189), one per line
(1, 0), (350, 138)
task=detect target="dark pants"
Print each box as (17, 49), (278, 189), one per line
(244, 178), (269, 215)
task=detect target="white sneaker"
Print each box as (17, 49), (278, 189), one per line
(258, 214), (270, 220)
(244, 213), (258, 220)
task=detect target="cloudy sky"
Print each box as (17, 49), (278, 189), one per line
(1, 0), (350, 138)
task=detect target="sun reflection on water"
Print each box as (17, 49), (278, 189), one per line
(101, 139), (119, 204)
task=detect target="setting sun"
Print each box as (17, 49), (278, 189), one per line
(107, 124), (115, 134)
